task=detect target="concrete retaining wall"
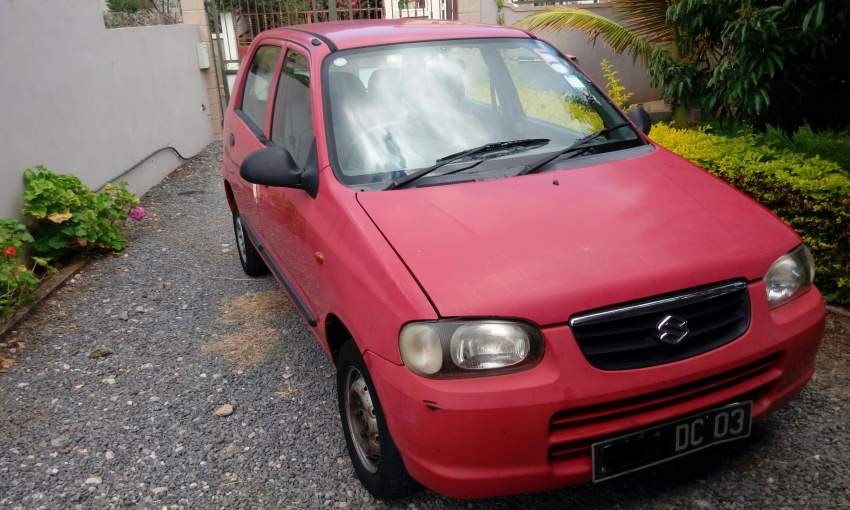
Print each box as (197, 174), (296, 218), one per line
(0, 0), (214, 218)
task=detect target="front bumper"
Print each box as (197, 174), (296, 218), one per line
(364, 283), (825, 499)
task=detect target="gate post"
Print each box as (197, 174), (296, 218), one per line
(204, 0), (231, 111)
(181, 0), (225, 137)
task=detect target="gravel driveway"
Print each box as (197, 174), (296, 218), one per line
(1, 143), (848, 509)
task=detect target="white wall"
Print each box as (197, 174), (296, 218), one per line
(0, 0), (213, 218)
(479, 1), (659, 103)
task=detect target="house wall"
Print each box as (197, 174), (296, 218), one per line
(0, 0), (214, 219)
(457, 0), (483, 22)
(475, 1), (659, 103)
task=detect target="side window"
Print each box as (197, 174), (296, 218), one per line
(271, 50), (314, 169)
(240, 45), (282, 131)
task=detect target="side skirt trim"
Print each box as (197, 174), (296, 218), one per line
(241, 218), (318, 327)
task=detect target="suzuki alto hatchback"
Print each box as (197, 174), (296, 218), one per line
(221, 20), (825, 500)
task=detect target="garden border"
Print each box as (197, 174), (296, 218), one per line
(826, 305), (850, 319)
(0, 258), (90, 340)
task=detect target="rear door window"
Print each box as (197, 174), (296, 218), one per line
(240, 45), (282, 133)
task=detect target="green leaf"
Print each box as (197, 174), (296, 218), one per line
(514, 8), (654, 63)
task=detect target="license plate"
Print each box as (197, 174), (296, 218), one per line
(592, 401), (752, 482)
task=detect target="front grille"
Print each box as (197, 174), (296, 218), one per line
(548, 353), (780, 463)
(570, 280), (751, 370)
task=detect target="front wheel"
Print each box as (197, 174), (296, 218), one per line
(336, 340), (417, 499)
(232, 212), (269, 277)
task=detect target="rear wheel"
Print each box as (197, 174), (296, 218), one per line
(232, 212), (269, 276)
(337, 340), (417, 499)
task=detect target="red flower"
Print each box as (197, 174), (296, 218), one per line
(4, 246), (16, 257)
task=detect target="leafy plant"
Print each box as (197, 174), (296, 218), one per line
(22, 166), (140, 261)
(600, 59), (633, 110)
(762, 125), (850, 177)
(651, 0), (850, 131)
(106, 0), (146, 13)
(514, 0), (670, 64)
(0, 220), (32, 259)
(215, 0), (310, 11)
(516, 0), (850, 132)
(651, 124), (850, 304)
(0, 220), (51, 320)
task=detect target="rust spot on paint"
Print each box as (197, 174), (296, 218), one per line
(314, 252), (325, 265)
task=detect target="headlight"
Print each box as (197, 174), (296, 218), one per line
(399, 320), (543, 378)
(764, 245), (815, 308)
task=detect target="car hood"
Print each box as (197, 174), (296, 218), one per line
(355, 146), (799, 325)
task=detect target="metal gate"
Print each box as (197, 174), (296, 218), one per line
(204, 0), (457, 121)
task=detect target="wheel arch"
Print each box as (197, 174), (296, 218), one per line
(223, 179), (236, 212)
(325, 313), (357, 365)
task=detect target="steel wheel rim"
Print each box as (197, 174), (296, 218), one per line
(345, 366), (381, 473)
(235, 215), (247, 262)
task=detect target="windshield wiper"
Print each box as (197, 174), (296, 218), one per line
(517, 123), (633, 176)
(385, 138), (550, 190)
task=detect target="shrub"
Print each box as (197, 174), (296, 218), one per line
(106, 0), (145, 13)
(0, 220), (51, 320)
(651, 124), (850, 304)
(22, 166), (140, 261)
(762, 125), (850, 177)
(600, 59), (633, 110)
(648, 0), (850, 132)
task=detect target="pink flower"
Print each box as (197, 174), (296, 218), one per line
(4, 246), (16, 257)
(128, 207), (145, 221)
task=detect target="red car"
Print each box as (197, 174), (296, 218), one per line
(221, 20), (825, 500)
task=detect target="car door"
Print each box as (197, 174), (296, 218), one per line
(259, 45), (326, 318)
(225, 42), (284, 234)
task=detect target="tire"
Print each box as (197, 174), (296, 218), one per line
(232, 212), (269, 277)
(336, 340), (418, 499)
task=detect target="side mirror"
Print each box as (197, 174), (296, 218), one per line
(240, 145), (318, 198)
(627, 105), (652, 135)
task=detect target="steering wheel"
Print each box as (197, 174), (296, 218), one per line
(341, 121), (407, 169)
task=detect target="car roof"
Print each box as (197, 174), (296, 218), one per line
(268, 19), (532, 51)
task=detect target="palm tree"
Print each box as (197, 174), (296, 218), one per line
(514, 0), (674, 64)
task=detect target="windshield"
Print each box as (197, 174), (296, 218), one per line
(325, 38), (643, 187)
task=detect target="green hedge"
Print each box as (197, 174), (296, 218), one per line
(651, 123), (850, 305)
(762, 125), (850, 177)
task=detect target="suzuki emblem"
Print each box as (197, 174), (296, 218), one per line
(656, 315), (689, 345)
